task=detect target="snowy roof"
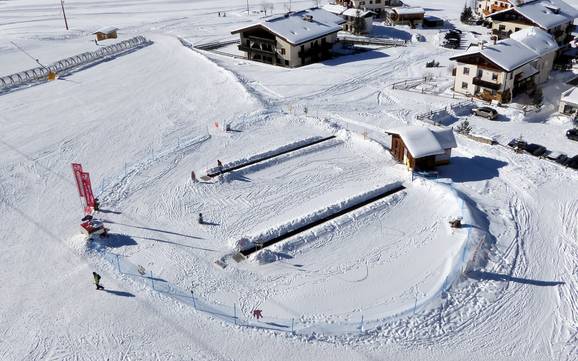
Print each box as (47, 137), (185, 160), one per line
(94, 26), (118, 34)
(231, 9), (343, 45)
(321, 4), (347, 15)
(431, 128), (457, 150)
(490, 0), (578, 29)
(342, 8), (375, 18)
(510, 27), (559, 56)
(304, 7), (346, 25)
(561, 87), (578, 106)
(387, 127), (455, 158)
(393, 7), (425, 15)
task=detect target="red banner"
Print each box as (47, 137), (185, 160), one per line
(71, 163), (84, 198)
(81, 172), (95, 211)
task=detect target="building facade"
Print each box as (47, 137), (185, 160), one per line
(451, 27), (558, 103)
(232, 10), (342, 67)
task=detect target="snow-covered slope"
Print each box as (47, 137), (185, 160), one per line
(1, 0), (577, 360)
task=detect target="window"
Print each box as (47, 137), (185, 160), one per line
(281, 48), (286, 55)
(492, 73), (498, 81)
(463, 67), (470, 75)
(510, 72), (513, 79)
(499, 24), (506, 31)
(515, 27), (521, 32)
(285, 60), (289, 66)
(376, 0), (381, 3)
(462, 82), (468, 89)
(477, 69), (483, 77)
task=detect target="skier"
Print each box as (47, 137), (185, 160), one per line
(217, 159), (223, 173)
(252, 309), (263, 319)
(191, 171), (197, 183)
(218, 11), (221, 17)
(93, 272), (104, 290)
(93, 198), (100, 211)
(198, 212), (204, 225)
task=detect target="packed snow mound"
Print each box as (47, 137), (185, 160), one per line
(229, 181), (404, 249)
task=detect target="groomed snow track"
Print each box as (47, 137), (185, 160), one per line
(239, 183), (406, 257)
(207, 135), (337, 177)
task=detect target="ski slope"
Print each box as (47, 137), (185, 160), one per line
(1, 0), (577, 360)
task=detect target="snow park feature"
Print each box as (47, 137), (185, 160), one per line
(1, 0), (578, 360)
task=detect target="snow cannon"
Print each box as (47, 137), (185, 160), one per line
(80, 217), (108, 237)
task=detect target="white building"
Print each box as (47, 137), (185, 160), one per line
(485, 0), (578, 44)
(231, 9), (343, 67)
(450, 27), (558, 103)
(559, 87), (578, 113)
(322, 4), (375, 34)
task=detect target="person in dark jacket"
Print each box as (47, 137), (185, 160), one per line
(93, 272), (104, 290)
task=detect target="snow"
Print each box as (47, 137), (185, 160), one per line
(94, 26), (119, 34)
(1, 0), (578, 360)
(510, 0), (578, 29)
(510, 26), (559, 56)
(454, 38), (539, 71)
(394, 7), (425, 16)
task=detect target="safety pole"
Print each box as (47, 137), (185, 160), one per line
(233, 303), (237, 325)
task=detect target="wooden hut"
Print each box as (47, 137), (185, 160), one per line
(94, 27), (119, 41)
(386, 7), (425, 28)
(386, 127), (457, 170)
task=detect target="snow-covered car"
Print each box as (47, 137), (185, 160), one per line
(545, 151), (569, 165)
(472, 106), (498, 120)
(566, 128), (578, 141)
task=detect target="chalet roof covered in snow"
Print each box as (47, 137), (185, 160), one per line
(231, 9), (343, 45)
(94, 26), (119, 34)
(321, 4), (347, 15)
(510, 27), (559, 56)
(450, 27), (557, 72)
(387, 126), (456, 158)
(490, 0), (578, 29)
(393, 7), (425, 15)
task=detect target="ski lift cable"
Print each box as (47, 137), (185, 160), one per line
(10, 41), (50, 71)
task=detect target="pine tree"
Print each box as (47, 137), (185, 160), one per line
(460, 5), (473, 23)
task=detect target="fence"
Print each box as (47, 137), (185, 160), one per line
(0, 36), (151, 93)
(338, 35), (407, 47)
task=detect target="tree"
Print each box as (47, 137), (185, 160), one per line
(455, 120), (472, 135)
(460, 5), (473, 23)
(352, 9), (365, 34)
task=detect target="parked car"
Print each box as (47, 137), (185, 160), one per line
(525, 143), (548, 157)
(567, 155), (578, 169)
(545, 151), (569, 165)
(472, 106), (498, 120)
(566, 128), (578, 141)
